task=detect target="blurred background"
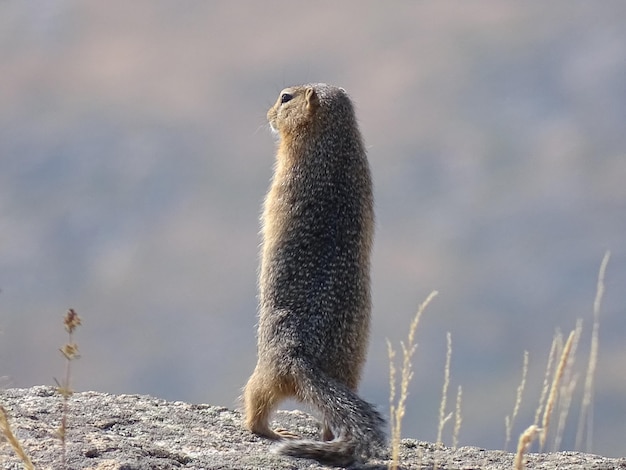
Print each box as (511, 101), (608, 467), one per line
(1, 1), (625, 458)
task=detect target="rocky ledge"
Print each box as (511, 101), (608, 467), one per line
(1, 386), (624, 469)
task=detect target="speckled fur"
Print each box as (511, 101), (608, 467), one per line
(243, 84), (385, 466)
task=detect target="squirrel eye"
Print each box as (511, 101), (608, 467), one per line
(280, 93), (293, 104)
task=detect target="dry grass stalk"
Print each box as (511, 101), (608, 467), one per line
(514, 424), (541, 470)
(386, 339), (398, 469)
(388, 290), (438, 470)
(553, 372), (579, 451)
(452, 385), (462, 449)
(436, 331), (452, 444)
(0, 405), (35, 470)
(540, 327), (576, 450)
(575, 250), (610, 452)
(505, 350), (529, 451)
(56, 308), (82, 468)
(552, 319), (582, 451)
(534, 331), (560, 427)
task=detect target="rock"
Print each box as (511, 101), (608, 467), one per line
(1, 386), (624, 469)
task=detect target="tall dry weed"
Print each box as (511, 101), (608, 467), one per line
(0, 405), (35, 470)
(387, 290), (438, 470)
(576, 250), (610, 452)
(505, 350), (529, 451)
(436, 331), (453, 445)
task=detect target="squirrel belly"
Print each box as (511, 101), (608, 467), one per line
(243, 83), (385, 465)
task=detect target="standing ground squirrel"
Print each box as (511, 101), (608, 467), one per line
(243, 83), (385, 466)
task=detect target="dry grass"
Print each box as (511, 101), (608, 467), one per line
(387, 290), (438, 470)
(0, 405), (35, 470)
(533, 331), (560, 427)
(55, 308), (82, 468)
(513, 317), (584, 468)
(505, 350), (529, 451)
(513, 250), (611, 469)
(385, 251), (610, 470)
(1, 308), (82, 469)
(576, 250), (610, 451)
(513, 424), (541, 470)
(552, 319), (582, 451)
(540, 326), (576, 449)
(452, 385), (462, 449)
(436, 331), (453, 445)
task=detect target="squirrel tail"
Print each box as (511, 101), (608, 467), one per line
(275, 360), (386, 466)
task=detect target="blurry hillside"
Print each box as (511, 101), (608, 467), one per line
(1, 1), (625, 458)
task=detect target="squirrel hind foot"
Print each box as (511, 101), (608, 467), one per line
(273, 427), (300, 439)
(248, 422), (291, 441)
(247, 421), (300, 441)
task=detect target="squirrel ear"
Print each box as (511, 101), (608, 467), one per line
(305, 87), (319, 112)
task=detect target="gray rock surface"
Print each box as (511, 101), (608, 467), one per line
(1, 386), (624, 469)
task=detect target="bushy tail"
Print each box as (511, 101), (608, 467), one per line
(276, 361), (386, 466)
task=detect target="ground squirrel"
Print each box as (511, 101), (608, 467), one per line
(243, 83), (385, 466)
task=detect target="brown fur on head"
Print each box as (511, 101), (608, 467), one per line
(267, 85), (320, 138)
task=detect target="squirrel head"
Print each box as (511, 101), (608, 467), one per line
(267, 84), (353, 142)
